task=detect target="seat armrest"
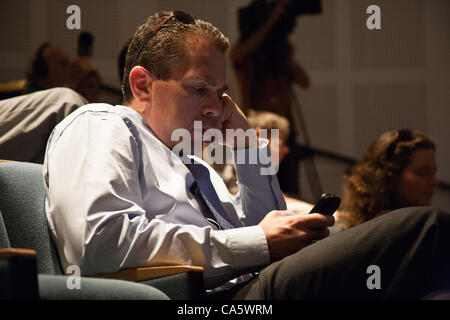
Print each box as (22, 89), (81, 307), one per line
(92, 265), (204, 282)
(0, 248), (39, 299)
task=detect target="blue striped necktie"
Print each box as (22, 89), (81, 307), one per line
(185, 162), (235, 230)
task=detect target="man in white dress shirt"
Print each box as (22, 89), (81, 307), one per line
(0, 87), (86, 163)
(44, 11), (450, 299)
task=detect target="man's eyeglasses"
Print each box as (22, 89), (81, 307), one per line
(386, 129), (414, 159)
(130, 11), (196, 68)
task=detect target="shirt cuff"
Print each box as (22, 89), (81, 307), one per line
(224, 225), (270, 268)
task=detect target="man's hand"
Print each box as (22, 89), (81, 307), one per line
(220, 94), (251, 131)
(259, 210), (335, 262)
(219, 94), (257, 149)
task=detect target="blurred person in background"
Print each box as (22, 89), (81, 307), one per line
(25, 40), (101, 103)
(1, 36), (100, 102)
(338, 129), (437, 230)
(231, 0), (319, 196)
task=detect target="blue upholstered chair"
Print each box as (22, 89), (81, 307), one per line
(0, 161), (204, 300)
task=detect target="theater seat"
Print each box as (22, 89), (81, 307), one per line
(0, 161), (204, 299)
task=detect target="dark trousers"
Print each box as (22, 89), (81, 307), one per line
(231, 206), (450, 299)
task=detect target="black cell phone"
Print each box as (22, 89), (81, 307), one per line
(309, 193), (341, 215)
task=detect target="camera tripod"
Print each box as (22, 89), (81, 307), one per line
(289, 86), (324, 201)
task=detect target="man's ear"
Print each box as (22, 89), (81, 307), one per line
(129, 66), (153, 106)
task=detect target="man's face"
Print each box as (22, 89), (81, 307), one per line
(143, 37), (227, 152)
(396, 148), (438, 206)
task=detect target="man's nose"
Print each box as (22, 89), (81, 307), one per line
(202, 92), (223, 118)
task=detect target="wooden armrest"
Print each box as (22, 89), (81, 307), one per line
(0, 248), (37, 259)
(0, 79), (26, 92)
(92, 265), (204, 282)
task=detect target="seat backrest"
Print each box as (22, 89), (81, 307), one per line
(0, 162), (63, 274)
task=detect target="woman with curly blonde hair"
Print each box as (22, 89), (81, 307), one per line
(338, 129), (437, 230)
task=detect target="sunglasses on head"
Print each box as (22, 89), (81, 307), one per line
(386, 129), (414, 159)
(130, 11), (196, 69)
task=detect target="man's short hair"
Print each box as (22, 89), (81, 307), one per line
(121, 11), (230, 104)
